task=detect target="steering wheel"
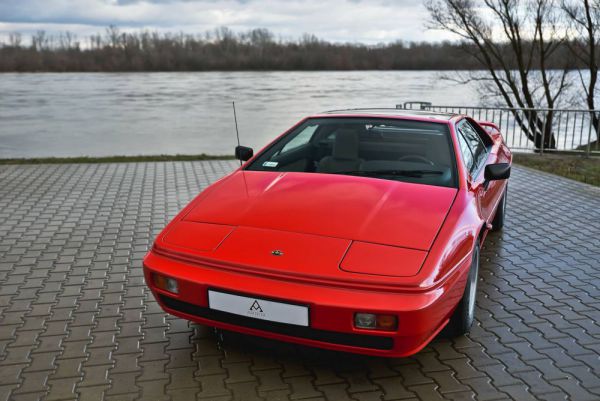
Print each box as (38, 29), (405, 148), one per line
(398, 155), (435, 166)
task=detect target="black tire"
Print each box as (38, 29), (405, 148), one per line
(491, 186), (507, 232)
(445, 242), (480, 337)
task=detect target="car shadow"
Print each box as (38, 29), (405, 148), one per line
(193, 322), (457, 372)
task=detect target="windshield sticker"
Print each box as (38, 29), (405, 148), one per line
(262, 161), (279, 168)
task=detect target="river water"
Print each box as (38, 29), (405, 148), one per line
(0, 71), (479, 158)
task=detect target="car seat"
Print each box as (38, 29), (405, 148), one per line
(317, 128), (363, 173)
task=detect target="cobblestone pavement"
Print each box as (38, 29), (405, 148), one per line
(0, 161), (599, 401)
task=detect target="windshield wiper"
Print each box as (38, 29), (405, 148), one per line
(335, 169), (444, 177)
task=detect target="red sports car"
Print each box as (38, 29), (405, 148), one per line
(143, 109), (511, 357)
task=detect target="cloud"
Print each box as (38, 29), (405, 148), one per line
(0, 0), (457, 44)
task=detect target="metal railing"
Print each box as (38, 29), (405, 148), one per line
(400, 102), (600, 155)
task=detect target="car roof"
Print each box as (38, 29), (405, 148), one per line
(317, 108), (458, 121)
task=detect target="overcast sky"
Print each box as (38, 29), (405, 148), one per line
(0, 0), (458, 45)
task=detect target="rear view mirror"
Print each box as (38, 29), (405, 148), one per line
(235, 145), (254, 162)
(484, 163), (511, 182)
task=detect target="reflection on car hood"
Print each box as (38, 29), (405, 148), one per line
(184, 171), (457, 251)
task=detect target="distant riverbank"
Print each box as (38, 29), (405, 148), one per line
(0, 28), (482, 72)
(0, 27), (580, 73)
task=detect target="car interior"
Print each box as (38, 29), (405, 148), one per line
(246, 118), (458, 188)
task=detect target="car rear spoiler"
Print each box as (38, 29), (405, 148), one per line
(478, 121), (502, 138)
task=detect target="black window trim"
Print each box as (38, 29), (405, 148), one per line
(456, 118), (491, 180)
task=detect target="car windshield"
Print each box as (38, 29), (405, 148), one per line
(245, 117), (457, 188)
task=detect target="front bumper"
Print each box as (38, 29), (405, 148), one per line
(143, 251), (468, 357)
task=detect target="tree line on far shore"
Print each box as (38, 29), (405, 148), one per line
(0, 26), (579, 72)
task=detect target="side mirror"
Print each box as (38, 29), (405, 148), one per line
(235, 145), (253, 162)
(484, 163), (511, 182)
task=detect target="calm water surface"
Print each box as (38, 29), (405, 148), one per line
(0, 71), (478, 158)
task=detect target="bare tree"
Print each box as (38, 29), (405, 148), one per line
(8, 32), (22, 48)
(563, 0), (600, 137)
(426, 0), (571, 149)
(106, 25), (121, 48)
(31, 30), (49, 51)
(58, 31), (78, 50)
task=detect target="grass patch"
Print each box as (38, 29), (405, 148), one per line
(577, 139), (599, 152)
(0, 153), (236, 165)
(513, 153), (600, 187)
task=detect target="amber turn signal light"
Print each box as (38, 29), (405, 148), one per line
(354, 313), (398, 331)
(376, 314), (398, 330)
(153, 273), (179, 294)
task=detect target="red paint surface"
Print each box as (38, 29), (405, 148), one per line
(184, 171), (457, 251)
(340, 242), (427, 277)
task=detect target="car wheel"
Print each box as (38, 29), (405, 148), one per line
(445, 242), (480, 337)
(491, 186), (507, 232)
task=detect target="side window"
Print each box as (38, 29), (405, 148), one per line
(279, 124), (318, 154)
(458, 120), (488, 174)
(457, 129), (474, 171)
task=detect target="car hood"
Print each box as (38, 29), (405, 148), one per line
(183, 171), (457, 251)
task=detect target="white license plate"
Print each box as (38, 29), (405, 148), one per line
(208, 290), (309, 326)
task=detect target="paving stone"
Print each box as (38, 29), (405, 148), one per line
(408, 383), (447, 400)
(428, 370), (471, 394)
(255, 368), (289, 393)
(197, 373), (231, 399)
(52, 357), (85, 379)
(13, 370), (50, 395)
(77, 365), (111, 387)
(461, 377), (508, 401)
(46, 377), (80, 401)
(0, 385), (17, 401)
(373, 376), (415, 400)
(1, 162), (599, 401)
(23, 351), (58, 373)
(10, 391), (48, 401)
(285, 375), (323, 400)
(196, 354), (227, 375)
(2, 345), (32, 366)
(228, 381), (264, 401)
(103, 372), (140, 396)
(138, 379), (170, 400)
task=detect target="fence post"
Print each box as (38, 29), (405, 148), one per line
(587, 111), (595, 157)
(596, 112), (600, 153)
(540, 111), (547, 155)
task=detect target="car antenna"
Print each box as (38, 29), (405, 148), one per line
(232, 101), (242, 166)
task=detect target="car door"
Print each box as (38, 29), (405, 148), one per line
(456, 119), (500, 222)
